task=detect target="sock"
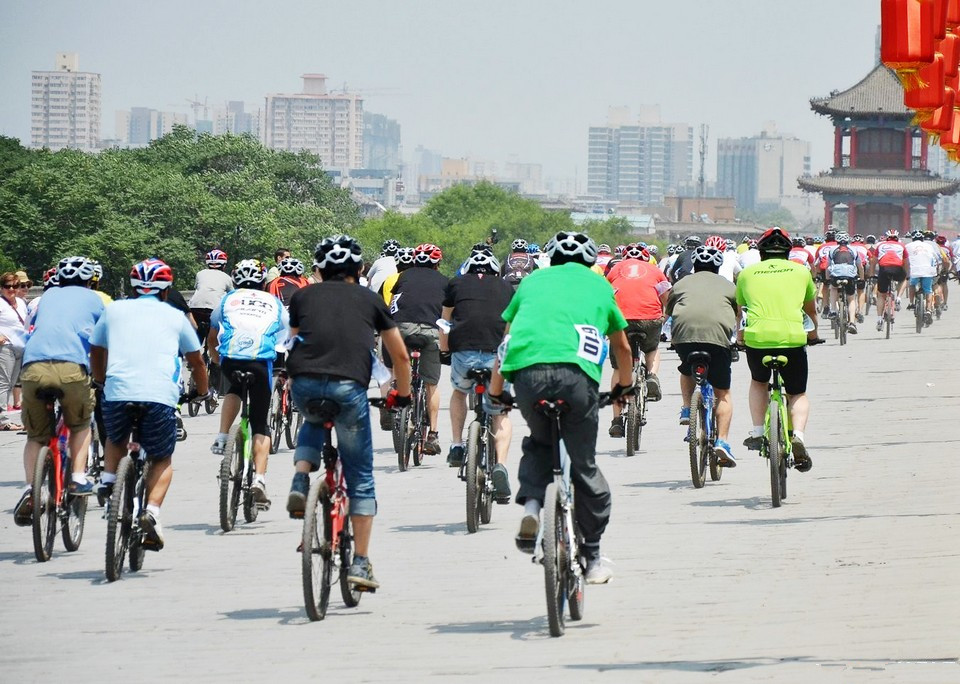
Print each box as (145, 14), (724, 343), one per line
(255, 474), (266, 485)
(524, 499), (541, 518)
(72, 473), (87, 485)
(793, 431), (805, 443)
(146, 504), (161, 517)
(22, 483), (31, 493)
(750, 426), (764, 437)
(216, 432), (228, 443)
(101, 472), (116, 484)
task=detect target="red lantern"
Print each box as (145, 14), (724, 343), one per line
(921, 86), (956, 142)
(938, 32), (960, 77)
(906, 54), (946, 119)
(935, 0), (949, 38)
(883, 0), (937, 89)
(939, 109), (960, 160)
(948, 0), (960, 26)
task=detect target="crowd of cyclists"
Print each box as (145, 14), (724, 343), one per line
(5, 223), (959, 594)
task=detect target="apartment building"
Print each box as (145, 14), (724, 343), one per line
(31, 53), (101, 151)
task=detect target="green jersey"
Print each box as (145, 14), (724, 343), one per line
(500, 262), (627, 383)
(736, 257), (815, 348)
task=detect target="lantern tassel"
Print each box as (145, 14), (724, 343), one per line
(896, 68), (930, 91)
(911, 109), (938, 125)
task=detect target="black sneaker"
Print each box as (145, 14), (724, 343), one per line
(608, 416), (624, 438)
(286, 472), (309, 517)
(515, 514), (538, 554)
(792, 438), (813, 473)
(347, 555), (380, 591)
(423, 431), (441, 456)
(743, 434), (764, 451)
(139, 511), (165, 551)
(378, 407), (394, 432)
(13, 488), (33, 527)
(490, 464), (511, 501)
(646, 373), (662, 401)
(446, 444), (464, 468)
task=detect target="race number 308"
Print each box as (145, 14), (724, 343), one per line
(574, 325), (604, 365)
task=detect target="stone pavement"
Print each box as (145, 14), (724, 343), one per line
(0, 313), (957, 683)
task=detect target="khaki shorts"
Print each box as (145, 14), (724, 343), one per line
(20, 361), (94, 442)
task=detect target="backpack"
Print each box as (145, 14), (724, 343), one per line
(831, 245), (856, 266)
(503, 253), (535, 286)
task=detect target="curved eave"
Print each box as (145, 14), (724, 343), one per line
(798, 175), (960, 197)
(809, 64), (912, 119)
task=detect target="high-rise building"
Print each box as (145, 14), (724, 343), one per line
(115, 107), (188, 146)
(264, 74), (363, 169)
(717, 124), (812, 213)
(31, 53), (101, 151)
(587, 107), (693, 205)
(363, 112), (401, 171)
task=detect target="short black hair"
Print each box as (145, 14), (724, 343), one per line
(274, 247), (291, 260)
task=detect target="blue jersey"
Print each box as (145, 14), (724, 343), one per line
(23, 286), (105, 369)
(212, 288), (288, 361)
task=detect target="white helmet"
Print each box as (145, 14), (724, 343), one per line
(232, 259), (267, 286)
(466, 250), (501, 274)
(692, 246), (724, 268)
(314, 235), (363, 271)
(57, 256), (95, 283)
(278, 257), (304, 276)
(545, 231), (598, 265)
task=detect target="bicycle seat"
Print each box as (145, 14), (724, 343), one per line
(405, 333), (431, 351)
(534, 399), (569, 417)
(687, 351), (712, 367)
(123, 402), (149, 420)
(303, 398), (340, 423)
(466, 368), (491, 385)
(231, 370), (256, 385)
(35, 387), (64, 402)
(761, 355), (789, 368)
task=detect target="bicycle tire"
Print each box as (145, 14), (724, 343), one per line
(391, 406), (403, 454)
(218, 446), (240, 532)
(204, 395), (217, 414)
(269, 387), (282, 454)
(285, 407), (302, 450)
(625, 395), (639, 457)
(885, 310), (892, 339)
(708, 407), (723, 482)
(465, 421), (482, 533)
(242, 448), (258, 524)
(396, 406), (411, 471)
(105, 456), (134, 582)
(768, 403), (782, 508)
(302, 479), (331, 621)
(915, 294), (924, 334)
(61, 492), (87, 552)
(188, 398), (200, 418)
(839, 304), (847, 346)
(480, 436), (493, 526)
(688, 389), (707, 489)
(635, 365), (647, 451)
(339, 514), (362, 607)
(543, 482), (566, 637)
(129, 465), (146, 572)
(31, 447), (57, 562)
(864, 284), (873, 316)
(568, 523), (585, 622)
(411, 384), (426, 467)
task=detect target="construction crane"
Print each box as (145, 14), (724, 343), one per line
(698, 123), (709, 198)
(333, 82), (407, 97)
(185, 96), (210, 122)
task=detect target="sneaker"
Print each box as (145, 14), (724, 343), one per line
(792, 437), (813, 473)
(743, 434), (764, 451)
(679, 407), (690, 426)
(378, 407), (393, 432)
(515, 514), (539, 554)
(286, 472), (309, 517)
(490, 464), (511, 501)
(876, 318), (883, 332)
(139, 511), (165, 551)
(906, 302), (915, 311)
(646, 373), (662, 401)
(446, 444), (464, 468)
(713, 440), (737, 468)
(347, 555), (380, 590)
(855, 313), (864, 324)
(608, 416), (624, 438)
(895, 297), (902, 311)
(68, 480), (95, 496)
(423, 431), (441, 456)
(211, 436), (227, 456)
(847, 322), (858, 334)
(250, 480), (269, 505)
(13, 488), (33, 527)
(924, 311), (933, 327)
(95, 481), (114, 504)
(585, 557), (613, 585)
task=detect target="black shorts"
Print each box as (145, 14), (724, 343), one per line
(937, 272), (949, 284)
(831, 278), (856, 296)
(877, 265), (906, 294)
(191, 308), (213, 346)
(221, 358), (272, 437)
(856, 279), (866, 291)
(610, 319), (662, 370)
(745, 346), (808, 395)
(674, 343), (732, 390)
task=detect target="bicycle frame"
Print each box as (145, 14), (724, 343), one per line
(533, 402), (578, 573)
(319, 421), (350, 556)
(763, 362), (793, 465)
(693, 365), (716, 446)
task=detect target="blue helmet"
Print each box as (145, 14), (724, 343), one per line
(527, 243), (541, 254)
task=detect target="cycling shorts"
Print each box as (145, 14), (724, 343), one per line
(19, 361), (94, 442)
(831, 278), (856, 297)
(910, 276), (934, 295)
(221, 358), (273, 436)
(383, 323), (441, 385)
(877, 266), (905, 294)
(450, 350), (508, 416)
(674, 343), (732, 390)
(745, 345), (808, 396)
(610, 319), (662, 370)
(191, 308), (213, 347)
(102, 400), (177, 461)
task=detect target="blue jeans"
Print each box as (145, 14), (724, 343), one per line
(291, 375), (376, 516)
(450, 350), (509, 416)
(910, 276), (934, 295)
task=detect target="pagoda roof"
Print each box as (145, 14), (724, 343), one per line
(798, 170), (959, 197)
(810, 64), (912, 118)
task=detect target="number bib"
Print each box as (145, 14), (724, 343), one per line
(574, 325), (607, 366)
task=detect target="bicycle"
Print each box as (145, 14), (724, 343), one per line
(31, 388), (88, 562)
(392, 334), (429, 472)
(459, 368), (505, 533)
(268, 367), (303, 454)
(832, 279), (852, 346)
(864, 276), (877, 316)
(104, 404), (151, 582)
(187, 352), (219, 417)
(914, 286), (926, 334)
(879, 280), (902, 339)
(623, 335), (648, 457)
(687, 351), (722, 489)
(297, 396), (387, 621)
(218, 371), (271, 532)
(533, 390), (625, 637)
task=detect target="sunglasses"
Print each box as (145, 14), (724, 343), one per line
(18, 283), (30, 288)
(1, 284), (17, 289)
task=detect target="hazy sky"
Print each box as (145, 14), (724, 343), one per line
(0, 0), (880, 181)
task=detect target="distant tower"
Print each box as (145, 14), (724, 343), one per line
(698, 124), (709, 198)
(31, 53), (102, 151)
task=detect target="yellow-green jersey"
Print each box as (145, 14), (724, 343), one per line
(736, 258), (815, 348)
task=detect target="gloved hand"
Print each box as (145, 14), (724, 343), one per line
(487, 389), (515, 409)
(386, 389), (412, 409)
(439, 351), (452, 366)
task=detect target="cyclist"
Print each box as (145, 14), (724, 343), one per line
(789, 236), (815, 274)
(502, 238), (539, 289)
(595, 244), (613, 271)
(267, 257), (309, 307)
(934, 235), (955, 310)
(826, 232), (863, 334)
(647, 244), (660, 266)
(851, 234), (870, 322)
(439, 250), (514, 500)
(665, 245), (738, 466)
(873, 230), (908, 330)
(737, 227), (819, 472)
(25, 267), (59, 321)
(188, 249), (234, 348)
(668, 236), (701, 283)
(265, 247), (292, 284)
(605, 243), (669, 438)
(660, 244), (677, 275)
(489, 231), (633, 585)
(530, 243), (550, 269)
(367, 239), (401, 296)
(736, 236), (751, 255)
(285, 235), (412, 591)
(89, 259), (209, 550)
(804, 235), (818, 260)
(208, 259), (288, 505)
(386, 243), (448, 455)
(738, 238), (761, 269)
(905, 230), (942, 326)
(815, 229), (839, 314)
(88, 261), (114, 307)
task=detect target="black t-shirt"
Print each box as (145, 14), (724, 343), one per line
(287, 281), (396, 385)
(671, 250), (696, 283)
(165, 288), (192, 316)
(391, 267), (449, 326)
(442, 273), (514, 352)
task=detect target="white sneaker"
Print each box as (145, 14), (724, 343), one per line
(585, 558), (613, 584)
(211, 436), (227, 455)
(251, 480), (269, 504)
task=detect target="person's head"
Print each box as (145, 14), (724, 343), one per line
(936, 234), (947, 246)
(232, 259), (268, 289)
(805, 235), (815, 245)
(381, 239), (401, 259)
(395, 247), (415, 272)
(885, 229), (900, 242)
(705, 235), (725, 251)
(741, 236), (751, 245)
(866, 234), (877, 245)
(666, 244), (677, 256)
(413, 243), (443, 269)
(692, 246), (723, 274)
(0, 272), (22, 302)
(205, 249), (228, 270)
(852, 234), (864, 243)
(545, 231), (598, 267)
(274, 247), (291, 265)
(42, 267), (59, 291)
(685, 235), (702, 250)
(466, 249), (501, 275)
(911, 230), (924, 241)
(15, 270), (32, 294)
(813, 235), (824, 243)
(614, 244), (626, 256)
(756, 227), (792, 259)
(56, 256), (96, 287)
(278, 257), (304, 278)
(470, 242), (493, 257)
(511, 238), (528, 253)
(647, 244), (659, 257)
(836, 232), (850, 246)
(88, 261), (103, 290)
(527, 243), (541, 255)
(923, 230), (936, 241)
(725, 238), (736, 251)
(130, 258), (174, 299)
(313, 235), (364, 282)
(824, 229), (836, 242)
(792, 236), (806, 247)
(597, 243), (611, 255)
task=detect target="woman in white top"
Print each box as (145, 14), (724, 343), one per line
(0, 272), (28, 430)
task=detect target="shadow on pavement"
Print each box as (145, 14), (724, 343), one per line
(0, 550), (38, 565)
(42, 568), (166, 583)
(219, 606), (363, 625)
(623, 480), (690, 491)
(390, 521), (466, 536)
(0, 480), (24, 488)
(429, 616), (586, 641)
(703, 511), (956, 526)
(565, 656), (958, 673)
(688, 496), (768, 510)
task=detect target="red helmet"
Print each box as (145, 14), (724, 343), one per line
(935, 235), (947, 245)
(205, 249), (228, 266)
(705, 235), (726, 250)
(756, 227), (791, 253)
(130, 258), (174, 294)
(414, 243), (443, 265)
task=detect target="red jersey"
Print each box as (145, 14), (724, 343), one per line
(875, 240), (906, 267)
(815, 241), (838, 270)
(267, 275), (309, 307)
(606, 258), (671, 320)
(852, 243), (869, 265)
(789, 247), (813, 266)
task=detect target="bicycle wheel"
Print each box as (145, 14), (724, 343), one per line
(31, 447), (57, 562)
(768, 404), (783, 508)
(396, 406), (411, 471)
(269, 387), (282, 454)
(915, 295), (924, 333)
(302, 479), (332, 621)
(219, 434), (242, 532)
(129, 487), (146, 572)
(885, 310), (892, 339)
(568, 523), (585, 622)
(242, 448), (259, 524)
(542, 482), (566, 637)
(688, 389), (707, 489)
(465, 421), (482, 533)
(285, 406), (302, 450)
(391, 405), (403, 454)
(411, 385), (426, 467)
(105, 456), (134, 582)
(838, 304), (847, 346)
(625, 395), (639, 458)
(480, 437), (493, 526)
(708, 409), (723, 482)
(61, 492), (87, 552)
(635, 365), (647, 451)
(339, 513), (362, 607)
(864, 284), (873, 316)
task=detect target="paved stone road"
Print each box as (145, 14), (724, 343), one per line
(1, 313), (958, 683)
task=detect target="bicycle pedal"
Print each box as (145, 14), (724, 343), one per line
(289, 511), (304, 520)
(494, 497), (511, 505)
(257, 501), (271, 511)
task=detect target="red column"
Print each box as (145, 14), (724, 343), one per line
(902, 202), (911, 232)
(849, 204), (857, 233)
(850, 128), (858, 168)
(927, 203), (935, 231)
(825, 202), (834, 229)
(921, 133), (929, 169)
(834, 127), (843, 168)
(905, 129), (913, 169)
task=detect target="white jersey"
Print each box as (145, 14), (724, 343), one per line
(366, 255), (397, 294)
(188, 268), (234, 310)
(719, 250), (742, 283)
(905, 240), (942, 278)
(661, 254), (678, 275)
(739, 249), (761, 269)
